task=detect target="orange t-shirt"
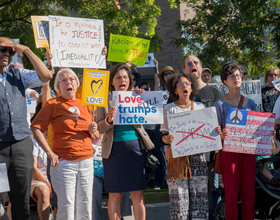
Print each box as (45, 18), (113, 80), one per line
(31, 96), (94, 161)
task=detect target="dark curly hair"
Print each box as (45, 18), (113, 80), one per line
(167, 73), (198, 102)
(109, 63), (133, 91)
(221, 63), (242, 84)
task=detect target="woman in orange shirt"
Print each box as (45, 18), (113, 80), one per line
(31, 68), (99, 220)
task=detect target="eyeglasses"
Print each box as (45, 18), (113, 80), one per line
(268, 73), (278, 77)
(177, 82), (192, 87)
(0, 46), (16, 56)
(59, 77), (76, 84)
(115, 76), (129, 82)
(163, 72), (173, 77)
(227, 74), (243, 80)
(186, 61), (199, 67)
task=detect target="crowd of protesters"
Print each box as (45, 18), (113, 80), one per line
(1, 36), (280, 220)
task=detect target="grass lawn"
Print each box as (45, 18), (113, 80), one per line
(144, 186), (169, 204)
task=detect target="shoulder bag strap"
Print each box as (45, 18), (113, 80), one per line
(237, 95), (244, 109)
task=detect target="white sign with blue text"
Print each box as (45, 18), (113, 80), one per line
(112, 91), (163, 125)
(167, 107), (222, 158)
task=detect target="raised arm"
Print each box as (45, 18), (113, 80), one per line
(153, 58), (160, 91)
(1, 41), (51, 82)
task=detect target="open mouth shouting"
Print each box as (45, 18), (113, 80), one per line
(183, 89), (189, 95)
(191, 67), (198, 75)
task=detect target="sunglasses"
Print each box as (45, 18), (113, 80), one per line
(187, 61), (199, 67)
(268, 73), (278, 77)
(0, 46), (16, 56)
(163, 72), (173, 77)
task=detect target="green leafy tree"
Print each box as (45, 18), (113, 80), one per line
(0, 0), (161, 69)
(171, 0), (280, 77)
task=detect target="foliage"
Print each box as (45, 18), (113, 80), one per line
(0, 0), (162, 69)
(172, 0), (280, 77)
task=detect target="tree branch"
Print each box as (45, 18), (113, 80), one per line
(0, 0), (16, 9)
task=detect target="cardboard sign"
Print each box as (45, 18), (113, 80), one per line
(137, 53), (155, 68)
(26, 97), (37, 113)
(167, 107), (222, 158)
(112, 91), (163, 125)
(107, 34), (150, 66)
(48, 15), (106, 69)
(224, 109), (275, 155)
(81, 69), (110, 107)
(31, 16), (50, 49)
(93, 144), (102, 161)
(210, 80), (262, 111)
(0, 163), (10, 193)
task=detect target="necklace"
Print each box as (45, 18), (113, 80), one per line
(175, 101), (192, 108)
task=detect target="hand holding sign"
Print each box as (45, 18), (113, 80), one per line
(108, 107), (116, 123)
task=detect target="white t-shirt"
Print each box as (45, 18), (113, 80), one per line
(161, 101), (205, 132)
(32, 139), (48, 177)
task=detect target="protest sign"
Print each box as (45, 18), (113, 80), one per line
(0, 163), (9, 193)
(167, 107), (222, 158)
(107, 34), (150, 66)
(81, 69), (110, 107)
(272, 78), (280, 91)
(48, 15), (106, 69)
(224, 109), (275, 155)
(93, 144), (102, 161)
(31, 16), (50, 49)
(112, 91), (163, 125)
(210, 79), (262, 111)
(137, 53), (155, 68)
(26, 98), (37, 113)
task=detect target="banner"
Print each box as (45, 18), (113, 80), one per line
(107, 34), (150, 66)
(81, 69), (110, 107)
(137, 52), (155, 68)
(167, 107), (222, 158)
(224, 109), (275, 155)
(112, 91), (163, 125)
(31, 16), (50, 49)
(210, 80), (262, 111)
(48, 15), (106, 69)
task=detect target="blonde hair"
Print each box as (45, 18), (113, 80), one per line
(265, 67), (280, 84)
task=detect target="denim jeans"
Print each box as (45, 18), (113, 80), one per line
(50, 157), (93, 220)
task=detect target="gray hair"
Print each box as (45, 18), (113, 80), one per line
(54, 68), (80, 94)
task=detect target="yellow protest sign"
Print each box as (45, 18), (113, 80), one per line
(31, 16), (50, 49)
(107, 34), (150, 66)
(81, 69), (110, 107)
